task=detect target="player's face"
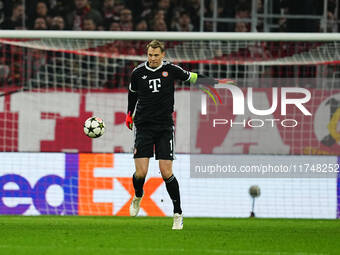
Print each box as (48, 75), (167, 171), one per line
(147, 47), (165, 68)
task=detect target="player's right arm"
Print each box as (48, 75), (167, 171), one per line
(126, 71), (138, 130)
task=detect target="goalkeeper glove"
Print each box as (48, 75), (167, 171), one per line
(125, 111), (133, 130)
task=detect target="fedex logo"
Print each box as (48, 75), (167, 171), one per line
(78, 154), (165, 216)
(0, 154), (78, 215)
(0, 153), (166, 216)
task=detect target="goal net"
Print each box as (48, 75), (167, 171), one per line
(0, 32), (339, 154)
(0, 31), (339, 218)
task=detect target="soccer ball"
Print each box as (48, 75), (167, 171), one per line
(83, 117), (105, 138)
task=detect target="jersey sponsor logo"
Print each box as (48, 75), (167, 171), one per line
(142, 75), (147, 79)
(149, 78), (161, 93)
(162, 71), (168, 77)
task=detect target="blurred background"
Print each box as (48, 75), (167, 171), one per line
(0, 0), (339, 32)
(1, 0), (340, 91)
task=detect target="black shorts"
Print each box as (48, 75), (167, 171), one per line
(133, 125), (175, 160)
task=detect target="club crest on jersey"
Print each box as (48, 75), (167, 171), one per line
(162, 71), (168, 77)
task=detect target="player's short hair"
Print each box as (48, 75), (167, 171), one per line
(146, 40), (165, 52)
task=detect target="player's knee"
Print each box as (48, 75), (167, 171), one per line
(159, 166), (173, 179)
(135, 168), (148, 178)
(135, 164), (148, 178)
(161, 171), (173, 180)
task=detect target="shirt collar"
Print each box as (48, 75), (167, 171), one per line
(145, 61), (164, 72)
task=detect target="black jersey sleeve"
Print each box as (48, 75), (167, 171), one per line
(127, 70), (138, 114)
(127, 91), (137, 114)
(129, 70), (138, 93)
(170, 63), (191, 81)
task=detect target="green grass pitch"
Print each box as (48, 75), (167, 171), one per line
(0, 216), (340, 255)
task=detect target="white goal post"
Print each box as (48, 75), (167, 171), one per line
(1, 30), (340, 41)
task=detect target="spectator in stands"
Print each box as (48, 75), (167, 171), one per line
(50, 16), (65, 30)
(34, 1), (52, 27)
(157, 0), (170, 14)
(152, 9), (171, 30)
(327, 11), (337, 32)
(36, 2), (48, 17)
(156, 0), (173, 29)
(83, 16), (97, 30)
(100, 0), (121, 29)
(135, 19), (148, 31)
(121, 22), (133, 31)
(112, 2), (125, 19)
(184, 0), (200, 31)
(2, 2), (26, 29)
(33, 17), (48, 30)
(278, 17), (287, 32)
(271, 0), (288, 32)
(234, 3), (251, 32)
(173, 11), (194, 32)
(126, 0), (153, 23)
(207, 0), (229, 19)
(119, 8), (133, 31)
(88, 0), (102, 11)
(151, 18), (167, 31)
(49, 0), (73, 17)
(109, 21), (120, 31)
(235, 22), (248, 32)
(235, 3), (251, 19)
(148, 9), (169, 31)
(66, 0), (102, 30)
(154, 10), (165, 23)
(327, 0), (337, 32)
(0, 0), (5, 29)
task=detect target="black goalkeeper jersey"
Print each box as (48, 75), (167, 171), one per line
(129, 61), (191, 127)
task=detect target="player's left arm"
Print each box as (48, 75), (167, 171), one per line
(187, 72), (219, 86)
(170, 63), (224, 86)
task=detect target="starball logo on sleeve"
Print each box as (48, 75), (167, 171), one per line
(200, 82), (312, 128)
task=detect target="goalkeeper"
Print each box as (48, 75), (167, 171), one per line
(126, 40), (218, 230)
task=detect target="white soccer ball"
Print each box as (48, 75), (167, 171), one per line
(83, 116), (105, 138)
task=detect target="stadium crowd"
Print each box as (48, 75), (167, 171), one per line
(0, 0), (338, 32)
(0, 0), (339, 89)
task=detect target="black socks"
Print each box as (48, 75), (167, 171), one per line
(132, 172), (182, 214)
(132, 172), (145, 198)
(164, 175), (182, 214)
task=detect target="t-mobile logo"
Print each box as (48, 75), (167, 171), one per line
(149, 78), (161, 93)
